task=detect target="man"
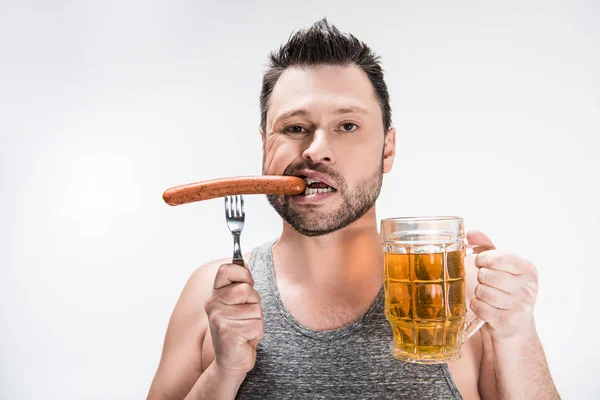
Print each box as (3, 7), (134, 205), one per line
(148, 19), (560, 399)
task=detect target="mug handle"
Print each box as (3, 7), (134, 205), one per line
(462, 244), (495, 343)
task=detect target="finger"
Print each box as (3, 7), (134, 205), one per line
(470, 297), (502, 325)
(466, 230), (496, 249)
(241, 319), (264, 342)
(475, 283), (514, 309)
(211, 317), (264, 343)
(215, 303), (263, 321)
(475, 251), (534, 275)
(477, 267), (522, 294)
(213, 282), (262, 305)
(219, 319), (264, 342)
(214, 263), (254, 290)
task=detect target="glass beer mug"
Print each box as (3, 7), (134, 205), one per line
(380, 216), (491, 364)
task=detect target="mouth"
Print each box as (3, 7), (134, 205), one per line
(292, 172), (338, 197)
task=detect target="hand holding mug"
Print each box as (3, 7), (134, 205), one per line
(467, 230), (539, 343)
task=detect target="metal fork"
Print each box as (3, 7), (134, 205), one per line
(224, 194), (245, 267)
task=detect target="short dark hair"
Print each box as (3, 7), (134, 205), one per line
(259, 18), (392, 133)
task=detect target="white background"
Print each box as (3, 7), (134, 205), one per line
(1, 1), (598, 398)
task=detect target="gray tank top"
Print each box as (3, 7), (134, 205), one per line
(235, 240), (464, 399)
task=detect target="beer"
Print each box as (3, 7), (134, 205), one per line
(383, 249), (467, 363)
(381, 217), (488, 364)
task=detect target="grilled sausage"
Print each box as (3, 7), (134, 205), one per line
(162, 175), (306, 206)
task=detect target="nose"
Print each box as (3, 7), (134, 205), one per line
(302, 129), (335, 165)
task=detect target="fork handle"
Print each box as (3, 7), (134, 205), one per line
(232, 232), (245, 267)
(232, 259), (245, 267)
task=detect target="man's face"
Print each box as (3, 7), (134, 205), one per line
(262, 64), (395, 236)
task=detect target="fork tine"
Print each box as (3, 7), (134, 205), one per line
(238, 194), (243, 217)
(224, 194), (245, 265)
(224, 195), (245, 220)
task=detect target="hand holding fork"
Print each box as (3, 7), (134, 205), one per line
(203, 194), (264, 379)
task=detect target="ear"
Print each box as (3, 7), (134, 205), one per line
(382, 127), (396, 174)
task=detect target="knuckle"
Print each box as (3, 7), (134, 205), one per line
(475, 284), (483, 299)
(525, 282), (539, 297)
(252, 290), (262, 304)
(476, 284), (491, 304)
(479, 251), (497, 269)
(204, 296), (216, 313)
(217, 263), (230, 276)
(236, 282), (252, 297)
(230, 283), (243, 298)
(253, 318), (265, 334)
(243, 269), (255, 285)
(212, 315), (228, 333)
(477, 268), (486, 283)
(494, 251), (511, 265)
(208, 311), (220, 327)
(252, 303), (263, 316)
(215, 264), (232, 283)
(470, 297), (479, 313)
(491, 252), (505, 267)
(523, 281), (539, 299)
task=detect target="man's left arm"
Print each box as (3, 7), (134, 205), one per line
(467, 231), (561, 400)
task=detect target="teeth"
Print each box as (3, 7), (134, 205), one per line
(304, 177), (319, 185)
(303, 187), (334, 196)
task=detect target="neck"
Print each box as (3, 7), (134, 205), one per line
(272, 207), (383, 293)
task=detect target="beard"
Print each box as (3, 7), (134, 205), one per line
(265, 158), (384, 237)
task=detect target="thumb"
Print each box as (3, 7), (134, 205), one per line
(466, 229), (496, 249)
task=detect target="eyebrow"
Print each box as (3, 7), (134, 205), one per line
(331, 106), (370, 115)
(276, 109), (310, 121)
(273, 106), (369, 124)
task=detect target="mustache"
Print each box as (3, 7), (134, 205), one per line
(283, 160), (342, 183)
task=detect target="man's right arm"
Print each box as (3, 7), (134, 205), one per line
(182, 362), (247, 400)
(146, 260), (220, 399)
(147, 259), (263, 400)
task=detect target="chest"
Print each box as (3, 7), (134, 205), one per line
(235, 311), (462, 399)
(278, 286), (379, 331)
(282, 299), (368, 331)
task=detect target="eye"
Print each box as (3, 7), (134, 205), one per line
(283, 125), (309, 134)
(340, 123), (358, 132)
